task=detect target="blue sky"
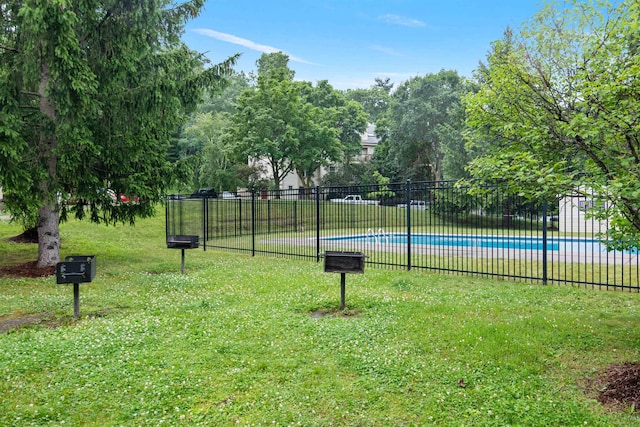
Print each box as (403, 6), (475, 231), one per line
(183, 1), (545, 90)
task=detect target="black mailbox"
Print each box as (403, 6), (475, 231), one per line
(56, 255), (96, 284)
(323, 251), (366, 274)
(166, 235), (199, 249)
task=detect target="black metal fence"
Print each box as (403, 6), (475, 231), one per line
(166, 181), (640, 291)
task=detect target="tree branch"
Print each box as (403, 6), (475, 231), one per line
(0, 44), (20, 53)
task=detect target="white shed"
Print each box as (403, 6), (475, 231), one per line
(558, 191), (608, 234)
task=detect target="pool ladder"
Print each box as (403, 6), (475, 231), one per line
(366, 228), (388, 244)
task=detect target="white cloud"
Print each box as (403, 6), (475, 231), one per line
(191, 28), (317, 65)
(379, 14), (426, 28)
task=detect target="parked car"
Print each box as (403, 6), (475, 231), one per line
(190, 188), (218, 198)
(329, 195), (379, 205)
(167, 194), (186, 200)
(221, 191), (237, 199)
(105, 189), (139, 204)
(117, 194), (139, 203)
(397, 200), (427, 210)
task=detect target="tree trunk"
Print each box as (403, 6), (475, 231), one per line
(272, 163), (282, 199)
(36, 62), (60, 268)
(37, 202), (60, 268)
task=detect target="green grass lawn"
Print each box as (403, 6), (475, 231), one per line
(2, 214), (640, 426)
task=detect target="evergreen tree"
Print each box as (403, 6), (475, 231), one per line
(0, 0), (236, 266)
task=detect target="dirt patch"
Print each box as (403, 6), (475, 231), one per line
(590, 363), (640, 412)
(2, 230), (55, 278)
(0, 261), (55, 278)
(0, 308), (122, 333)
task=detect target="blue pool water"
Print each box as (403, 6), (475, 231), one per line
(323, 233), (636, 254)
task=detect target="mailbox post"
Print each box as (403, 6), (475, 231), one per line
(166, 235), (199, 273)
(56, 255), (96, 319)
(321, 251), (367, 310)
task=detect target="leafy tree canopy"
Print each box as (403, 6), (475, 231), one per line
(172, 72), (250, 192)
(256, 51), (294, 81)
(231, 54), (305, 190)
(464, 0), (640, 249)
(344, 77), (393, 123)
(196, 72), (250, 115)
(301, 80), (368, 160)
(379, 70), (471, 182)
(231, 53), (365, 191)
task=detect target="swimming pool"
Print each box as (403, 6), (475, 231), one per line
(322, 233), (635, 254)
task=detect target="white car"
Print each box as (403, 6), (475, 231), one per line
(329, 195), (379, 205)
(221, 191), (237, 199)
(397, 200), (427, 209)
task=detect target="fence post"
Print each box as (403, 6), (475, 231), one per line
(165, 197), (170, 241)
(203, 197), (207, 252)
(238, 197), (242, 237)
(251, 189), (256, 257)
(406, 179), (412, 271)
(316, 186), (321, 262)
(179, 197), (184, 235)
(542, 201), (548, 285)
